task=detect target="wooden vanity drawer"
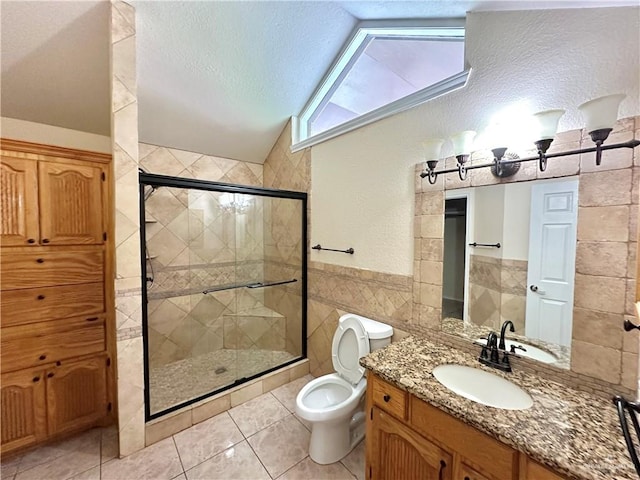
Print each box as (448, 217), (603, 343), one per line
(1, 316), (106, 373)
(371, 375), (408, 420)
(410, 398), (518, 480)
(0, 247), (103, 290)
(0, 283), (104, 327)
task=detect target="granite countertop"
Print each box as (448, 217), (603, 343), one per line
(360, 336), (636, 480)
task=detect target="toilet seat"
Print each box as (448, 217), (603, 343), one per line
(332, 315), (370, 385)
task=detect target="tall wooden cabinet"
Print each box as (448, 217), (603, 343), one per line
(0, 139), (115, 456)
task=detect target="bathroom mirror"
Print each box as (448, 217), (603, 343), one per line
(441, 176), (579, 368)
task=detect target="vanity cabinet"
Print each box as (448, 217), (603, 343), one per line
(366, 374), (566, 480)
(0, 140), (114, 456)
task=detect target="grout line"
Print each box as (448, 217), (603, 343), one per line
(275, 455), (309, 479)
(171, 435), (186, 476)
(243, 433), (274, 479)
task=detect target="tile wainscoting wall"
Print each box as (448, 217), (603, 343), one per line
(469, 255), (528, 332)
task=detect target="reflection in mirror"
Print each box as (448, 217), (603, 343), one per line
(441, 177), (579, 368)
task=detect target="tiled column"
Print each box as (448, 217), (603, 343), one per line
(571, 117), (637, 389)
(413, 166), (445, 331)
(110, 0), (145, 456)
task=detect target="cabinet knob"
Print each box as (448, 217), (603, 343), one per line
(42, 238), (50, 244)
(27, 238), (36, 244)
(39, 354), (47, 360)
(383, 394), (391, 402)
(36, 258), (45, 263)
(47, 372), (54, 378)
(32, 376), (40, 383)
(37, 295), (45, 300)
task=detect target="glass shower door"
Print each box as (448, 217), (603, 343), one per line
(141, 174), (306, 420)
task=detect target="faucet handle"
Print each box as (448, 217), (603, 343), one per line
(509, 344), (527, 354)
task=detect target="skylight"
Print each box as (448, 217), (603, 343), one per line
(292, 21), (469, 150)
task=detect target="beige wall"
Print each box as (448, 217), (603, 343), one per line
(311, 7), (639, 277)
(1, 117), (111, 153)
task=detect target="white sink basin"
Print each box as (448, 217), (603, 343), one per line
(432, 364), (533, 410)
(475, 338), (558, 364)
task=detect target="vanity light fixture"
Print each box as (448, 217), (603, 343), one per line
(450, 130), (476, 180)
(422, 138), (445, 184)
(533, 109), (565, 171)
(420, 94), (639, 184)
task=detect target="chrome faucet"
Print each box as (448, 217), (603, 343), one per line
(499, 320), (515, 350)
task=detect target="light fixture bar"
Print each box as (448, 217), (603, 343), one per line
(420, 138), (640, 179)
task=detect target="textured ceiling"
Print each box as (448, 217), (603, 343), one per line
(1, 0), (637, 162)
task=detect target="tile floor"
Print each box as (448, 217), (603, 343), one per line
(1, 375), (365, 480)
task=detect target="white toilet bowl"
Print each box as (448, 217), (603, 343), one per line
(295, 313), (393, 464)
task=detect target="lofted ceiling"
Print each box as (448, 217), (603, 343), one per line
(2, 0), (637, 163)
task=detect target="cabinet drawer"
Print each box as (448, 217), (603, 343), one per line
(0, 283), (104, 327)
(0, 247), (103, 290)
(371, 375), (407, 420)
(1, 316), (106, 372)
(410, 398), (518, 480)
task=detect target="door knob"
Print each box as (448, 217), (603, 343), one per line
(529, 285), (546, 294)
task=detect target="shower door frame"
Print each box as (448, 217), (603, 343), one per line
(139, 171), (308, 421)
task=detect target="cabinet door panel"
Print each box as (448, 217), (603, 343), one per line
(46, 355), (108, 436)
(0, 157), (39, 246)
(372, 408), (452, 480)
(460, 463), (491, 480)
(39, 161), (104, 245)
(1, 368), (47, 454)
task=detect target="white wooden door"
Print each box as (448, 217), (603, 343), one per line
(525, 179), (578, 346)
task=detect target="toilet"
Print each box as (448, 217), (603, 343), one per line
(295, 313), (393, 464)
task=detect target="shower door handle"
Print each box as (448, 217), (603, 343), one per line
(246, 279), (297, 289)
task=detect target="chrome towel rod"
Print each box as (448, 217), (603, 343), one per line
(312, 244), (354, 254)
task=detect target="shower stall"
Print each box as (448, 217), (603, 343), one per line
(139, 172), (307, 420)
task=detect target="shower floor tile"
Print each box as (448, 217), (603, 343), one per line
(149, 348), (297, 413)
(1, 376), (364, 480)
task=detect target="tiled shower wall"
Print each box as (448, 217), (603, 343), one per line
(414, 116), (640, 398)
(263, 122), (311, 361)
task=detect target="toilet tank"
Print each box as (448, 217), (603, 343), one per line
(351, 315), (393, 352)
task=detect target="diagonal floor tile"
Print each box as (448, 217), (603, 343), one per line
(15, 447), (100, 480)
(228, 392), (289, 437)
(340, 440), (365, 480)
(185, 441), (269, 480)
(1, 455), (22, 479)
(174, 412), (243, 470)
(68, 465), (101, 480)
(247, 414), (310, 478)
(101, 436), (182, 480)
(17, 428), (101, 473)
(271, 375), (313, 413)
(277, 457), (356, 480)
(101, 426), (119, 464)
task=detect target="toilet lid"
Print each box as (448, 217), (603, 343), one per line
(332, 316), (370, 385)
